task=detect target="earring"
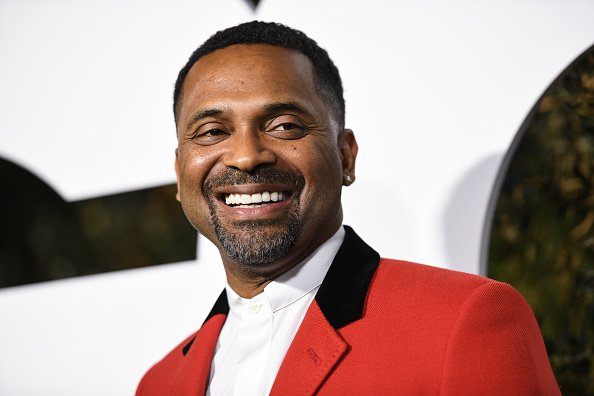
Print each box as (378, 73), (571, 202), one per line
(344, 174), (352, 184)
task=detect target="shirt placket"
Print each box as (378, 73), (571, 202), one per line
(234, 295), (272, 395)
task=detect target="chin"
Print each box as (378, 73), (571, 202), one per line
(215, 219), (300, 268)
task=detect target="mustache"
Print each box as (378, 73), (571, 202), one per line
(203, 167), (305, 193)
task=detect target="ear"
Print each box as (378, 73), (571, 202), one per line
(339, 129), (358, 186)
(174, 148), (181, 202)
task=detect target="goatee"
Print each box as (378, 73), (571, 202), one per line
(203, 167), (305, 267)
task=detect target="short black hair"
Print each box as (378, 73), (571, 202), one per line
(173, 21), (345, 129)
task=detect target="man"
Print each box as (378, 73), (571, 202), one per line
(137, 21), (560, 395)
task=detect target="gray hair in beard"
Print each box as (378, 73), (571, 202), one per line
(203, 167), (305, 267)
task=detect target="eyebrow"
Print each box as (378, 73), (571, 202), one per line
(264, 102), (308, 115)
(185, 108), (224, 131)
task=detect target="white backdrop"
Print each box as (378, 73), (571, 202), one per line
(1, 1), (593, 394)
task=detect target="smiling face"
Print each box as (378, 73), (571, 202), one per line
(175, 44), (357, 293)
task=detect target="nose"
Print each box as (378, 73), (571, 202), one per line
(222, 131), (276, 172)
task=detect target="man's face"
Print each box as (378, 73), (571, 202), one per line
(175, 44), (357, 277)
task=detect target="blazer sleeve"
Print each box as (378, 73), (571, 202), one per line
(440, 281), (561, 396)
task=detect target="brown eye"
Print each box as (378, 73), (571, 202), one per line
(267, 122), (306, 140)
(193, 127), (229, 145)
(278, 123), (297, 130)
(204, 128), (226, 136)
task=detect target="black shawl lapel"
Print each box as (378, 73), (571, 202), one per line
(315, 225), (380, 329)
(182, 225), (380, 356)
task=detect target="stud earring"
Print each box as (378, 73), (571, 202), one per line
(344, 174), (353, 183)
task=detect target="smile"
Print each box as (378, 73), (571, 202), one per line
(224, 191), (288, 208)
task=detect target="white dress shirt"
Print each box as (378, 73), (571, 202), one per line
(206, 226), (345, 396)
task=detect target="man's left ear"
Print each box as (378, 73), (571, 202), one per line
(339, 129), (358, 186)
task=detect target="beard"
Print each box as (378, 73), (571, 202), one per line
(203, 167), (305, 267)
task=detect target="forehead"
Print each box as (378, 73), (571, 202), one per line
(179, 44), (322, 120)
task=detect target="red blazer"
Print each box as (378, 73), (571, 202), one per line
(137, 226), (560, 395)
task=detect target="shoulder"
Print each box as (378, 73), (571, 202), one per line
(376, 257), (489, 284)
(370, 258), (503, 305)
(361, 258), (539, 347)
(365, 259), (560, 395)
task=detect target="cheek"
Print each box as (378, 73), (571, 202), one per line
(177, 149), (221, 233)
(287, 141), (343, 195)
(178, 148), (219, 195)
(307, 142), (343, 178)
(294, 147), (344, 230)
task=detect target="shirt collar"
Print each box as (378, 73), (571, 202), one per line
(225, 226), (346, 315)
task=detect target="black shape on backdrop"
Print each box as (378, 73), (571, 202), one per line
(483, 43), (594, 394)
(244, 0), (261, 10)
(0, 158), (197, 288)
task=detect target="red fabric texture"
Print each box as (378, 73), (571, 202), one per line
(136, 314), (225, 395)
(136, 259), (560, 395)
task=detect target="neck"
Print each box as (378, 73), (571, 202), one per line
(224, 269), (271, 299)
(219, 222), (343, 299)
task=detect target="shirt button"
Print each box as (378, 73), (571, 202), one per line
(249, 303), (262, 314)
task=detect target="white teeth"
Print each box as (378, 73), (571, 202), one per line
(224, 191), (287, 206)
(251, 193), (262, 203)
